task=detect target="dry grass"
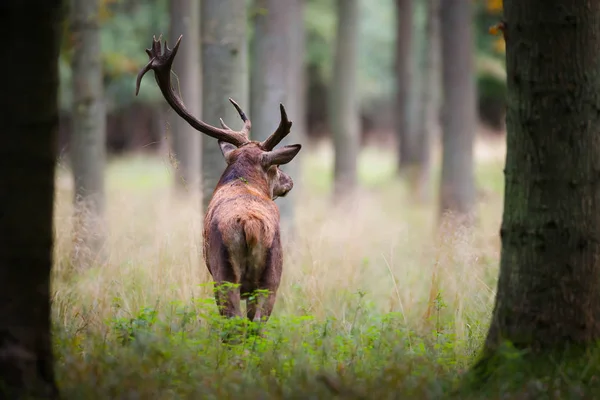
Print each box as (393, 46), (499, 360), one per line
(51, 136), (507, 398)
(53, 137), (503, 331)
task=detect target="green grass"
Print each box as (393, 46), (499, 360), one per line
(52, 139), (507, 398)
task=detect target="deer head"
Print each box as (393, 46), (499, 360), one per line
(135, 35), (301, 201)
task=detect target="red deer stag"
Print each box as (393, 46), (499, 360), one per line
(135, 35), (301, 324)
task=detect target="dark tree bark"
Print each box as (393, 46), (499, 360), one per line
(395, 0), (417, 172)
(331, 0), (360, 200)
(438, 0), (476, 222)
(201, 0), (248, 211)
(0, 1), (62, 398)
(169, 0), (201, 193)
(481, 0), (600, 358)
(70, 0), (107, 266)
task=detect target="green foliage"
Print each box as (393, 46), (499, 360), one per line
(305, 0), (335, 83)
(460, 341), (600, 399)
(100, 0), (169, 111)
(476, 55), (507, 128)
(357, 0), (396, 106)
(476, 55), (506, 101)
(54, 288), (475, 398)
(58, 0), (507, 119)
(305, 0), (396, 108)
(474, 0), (505, 61)
(59, 0), (168, 112)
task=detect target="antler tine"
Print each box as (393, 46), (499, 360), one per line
(228, 98), (252, 137)
(260, 103), (293, 151)
(135, 35), (250, 147)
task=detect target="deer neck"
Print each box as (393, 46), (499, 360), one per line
(217, 163), (272, 200)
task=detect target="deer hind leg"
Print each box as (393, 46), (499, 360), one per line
(214, 281), (241, 318)
(247, 232), (283, 324)
(208, 243), (246, 344)
(248, 290), (278, 324)
(206, 232), (243, 319)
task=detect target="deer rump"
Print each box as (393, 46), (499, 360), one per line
(203, 190), (282, 300)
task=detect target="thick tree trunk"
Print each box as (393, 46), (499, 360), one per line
(70, 0), (107, 266)
(251, 0), (302, 234)
(411, 0), (441, 201)
(438, 0), (476, 222)
(481, 0), (600, 357)
(331, 0), (360, 200)
(201, 0), (248, 211)
(169, 0), (201, 193)
(395, 0), (416, 172)
(0, 1), (62, 398)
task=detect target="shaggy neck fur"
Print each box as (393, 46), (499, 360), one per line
(216, 156), (272, 199)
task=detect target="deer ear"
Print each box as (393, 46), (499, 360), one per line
(262, 144), (302, 167)
(219, 140), (238, 164)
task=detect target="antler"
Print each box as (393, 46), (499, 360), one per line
(260, 104), (293, 151)
(136, 35), (251, 147)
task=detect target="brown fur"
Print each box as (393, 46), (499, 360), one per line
(203, 143), (296, 323)
(134, 36), (300, 325)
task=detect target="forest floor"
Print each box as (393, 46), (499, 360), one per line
(51, 135), (515, 398)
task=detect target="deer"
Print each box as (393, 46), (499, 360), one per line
(135, 35), (301, 326)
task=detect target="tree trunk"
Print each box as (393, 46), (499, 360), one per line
(169, 0), (201, 193)
(70, 0), (107, 267)
(287, 0), (307, 153)
(201, 0), (248, 211)
(479, 0), (600, 363)
(331, 0), (360, 200)
(411, 0), (441, 201)
(282, 0), (307, 236)
(438, 0), (476, 222)
(395, 0), (416, 172)
(0, 1), (61, 398)
(250, 0), (301, 234)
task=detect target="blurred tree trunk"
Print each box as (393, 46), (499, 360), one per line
(395, 0), (416, 173)
(287, 0), (307, 154)
(169, 0), (201, 193)
(474, 0), (600, 379)
(251, 0), (302, 234)
(283, 0), (307, 236)
(411, 0), (441, 201)
(0, 1), (61, 398)
(71, 0), (107, 267)
(201, 0), (248, 211)
(438, 0), (476, 223)
(331, 0), (360, 200)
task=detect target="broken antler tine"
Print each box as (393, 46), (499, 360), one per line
(279, 103), (290, 124)
(152, 35), (162, 56)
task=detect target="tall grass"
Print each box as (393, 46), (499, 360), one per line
(51, 137), (506, 398)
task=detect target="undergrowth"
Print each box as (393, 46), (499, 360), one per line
(54, 288), (477, 399)
(52, 139), (511, 398)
